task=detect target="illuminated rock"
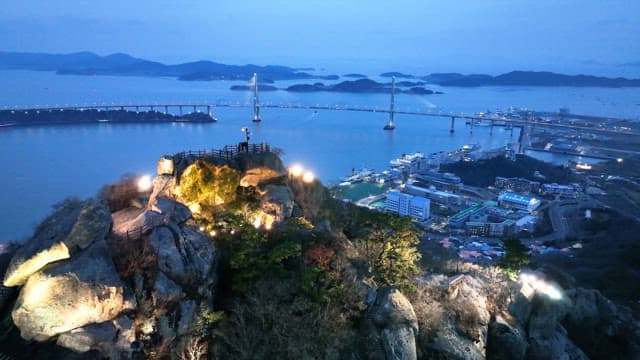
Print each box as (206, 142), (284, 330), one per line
(157, 156), (174, 176)
(259, 184), (294, 223)
(12, 239), (124, 341)
(3, 199), (85, 287)
(239, 166), (283, 187)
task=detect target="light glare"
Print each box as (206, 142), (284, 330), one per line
(303, 171), (315, 183)
(137, 175), (153, 192)
(290, 164), (304, 177)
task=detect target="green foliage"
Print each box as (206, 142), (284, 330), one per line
(374, 227), (422, 291)
(347, 206), (423, 291)
(499, 237), (531, 280)
(440, 154), (571, 187)
(179, 160), (240, 207)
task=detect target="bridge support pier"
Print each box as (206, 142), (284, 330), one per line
(164, 106), (169, 114)
(179, 106), (183, 115)
(193, 105), (197, 113)
(490, 120), (494, 136)
(470, 119), (474, 135)
(150, 106), (154, 112)
(135, 106), (139, 112)
(450, 117), (455, 133)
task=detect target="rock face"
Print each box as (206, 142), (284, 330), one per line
(65, 201), (112, 250)
(486, 314), (527, 360)
(12, 239), (124, 341)
(426, 275), (490, 360)
(509, 273), (588, 360)
(239, 166), (283, 187)
(563, 288), (640, 359)
(3, 200), (112, 287)
(56, 315), (135, 358)
(157, 156), (175, 176)
(260, 184), (294, 222)
(369, 287), (419, 360)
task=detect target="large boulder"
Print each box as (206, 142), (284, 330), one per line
(563, 288), (640, 359)
(149, 196), (191, 224)
(486, 314), (527, 360)
(149, 226), (186, 281)
(3, 199), (85, 287)
(157, 156), (175, 176)
(239, 167), (284, 187)
(153, 270), (183, 305)
(64, 201), (112, 250)
(259, 184), (294, 223)
(12, 239), (125, 341)
(370, 287), (419, 360)
(56, 316), (135, 358)
(112, 208), (164, 236)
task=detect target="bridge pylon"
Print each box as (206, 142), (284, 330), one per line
(252, 73), (261, 122)
(383, 76), (396, 130)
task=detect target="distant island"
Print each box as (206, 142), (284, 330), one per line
(379, 70), (640, 87)
(0, 109), (214, 127)
(285, 79), (442, 94)
(3, 51), (639, 87)
(0, 51), (338, 82)
(343, 73), (367, 78)
(380, 71), (416, 79)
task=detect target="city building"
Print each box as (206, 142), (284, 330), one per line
(385, 191), (430, 221)
(449, 203), (486, 227)
(494, 176), (541, 194)
(497, 192), (541, 212)
(465, 219), (515, 237)
(404, 184), (462, 206)
(414, 171), (462, 191)
(515, 215), (537, 233)
(540, 183), (578, 197)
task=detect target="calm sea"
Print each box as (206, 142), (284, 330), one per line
(1, 70), (639, 242)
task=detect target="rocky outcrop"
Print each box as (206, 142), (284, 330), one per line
(424, 275), (490, 360)
(486, 314), (527, 360)
(509, 272), (588, 360)
(65, 201), (112, 250)
(56, 316), (135, 358)
(563, 288), (640, 359)
(12, 239), (124, 341)
(368, 287), (419, 360)
(3, 200), (111, 287)
(239, 167), (284, 187)
(149, 196), (191, 224)
(157, 156), (174, 176)
(260, 184), (294, 222)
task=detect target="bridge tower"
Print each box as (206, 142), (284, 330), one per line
(252, 73), (261, 122)
(383, 76), (396, 130)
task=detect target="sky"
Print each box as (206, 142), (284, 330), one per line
(1, 0), (639, 75)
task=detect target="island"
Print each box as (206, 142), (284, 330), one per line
(343, 73), (367, 78)
(0, 51), (336, 82)
(286, 79), (442, 94)
(0, 109), (214, 127)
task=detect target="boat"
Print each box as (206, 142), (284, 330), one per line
(340, 167), (374, 184)
(575, 162), (592, 170)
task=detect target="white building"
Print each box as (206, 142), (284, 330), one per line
(498, 192), (541, 213)
(386, 191), (430, 221)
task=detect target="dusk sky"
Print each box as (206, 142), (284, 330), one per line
(2, 0), (639, 75)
